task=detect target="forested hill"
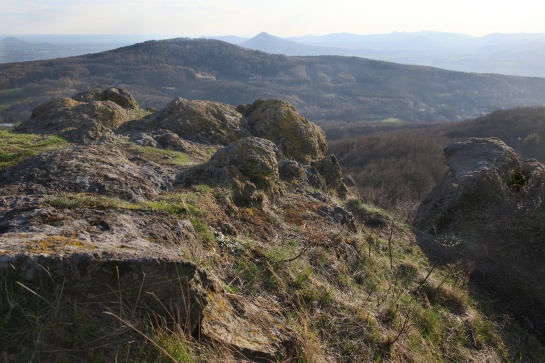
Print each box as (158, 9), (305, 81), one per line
(3, 37), (545, 124)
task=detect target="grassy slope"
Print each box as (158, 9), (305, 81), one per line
(1, 129), (544, 362)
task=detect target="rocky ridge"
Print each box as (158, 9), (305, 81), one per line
(0, 88), (356, 361)
(414, 137), (545, 339)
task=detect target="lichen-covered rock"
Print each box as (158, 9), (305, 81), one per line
(0, 145), (175, 202)
(279, 159), (308, 184)
(155, 98), (251, 145)
(201, 292), (297, 362)
(413, 137), (545, 337)
(241, 99), (327, 164)
(312, 154), (352, 198)
(413, 137), (521, 231)
(0, 195), (299, 360)
(72, 87), (139, 110)
(211, 137), (280, 191)
(313, 155), (343, 188)
(16, 97), (129, 142)
(180, 137), (281, 207)
(0, 196), (210, 332)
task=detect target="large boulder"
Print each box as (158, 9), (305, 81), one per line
(413, 137), (521, 231)
(211, 137), (280, 193)
(0, 195), (298, 361)
(240, 99), (328, 164)
(413, 137), (545, 339)
(15, 87), (140, 142)
(180, 137), (281, 207)
(72, 87), (139, 110)
(16, 97), (129, 142)
(155, 98), (251, 145)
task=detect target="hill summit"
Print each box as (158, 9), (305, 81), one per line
(1, 88), (355, 361)
(1, 88), (544, 361)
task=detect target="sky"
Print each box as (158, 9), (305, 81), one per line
(3, 0), (545, 38)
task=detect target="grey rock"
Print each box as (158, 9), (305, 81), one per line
(72, 87), (139, 110)
(0, 145), (175, 202)
(413, 137), (521, 231)
(318, 205), (357, 233)
(243, 99), (327, 164)
(180, 137), (282, 207)
(155, 98), (250, 145)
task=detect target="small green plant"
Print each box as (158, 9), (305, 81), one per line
(509, 169), (526, 190)
(193, 184), (212, 194)
(45, 192), (140, 209)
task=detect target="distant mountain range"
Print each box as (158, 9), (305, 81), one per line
(210, 31), (545, 77)
(2, 37), (545, 126)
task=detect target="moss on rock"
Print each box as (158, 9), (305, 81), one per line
(17, 96), (130, 142)
(72, 87), (139, 110)
(242, 99), (327, 164)
(155, 97), (251, 145)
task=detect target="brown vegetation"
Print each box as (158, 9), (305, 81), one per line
(329, 106), (545, 210)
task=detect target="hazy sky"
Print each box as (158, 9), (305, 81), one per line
(3, 0), (545, 37)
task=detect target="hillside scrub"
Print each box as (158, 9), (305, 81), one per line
(329, 131), (447, 210)
(328, 106), (545, 210)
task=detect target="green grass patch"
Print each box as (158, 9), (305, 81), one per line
(125, 143), (196, 167)
(45, 193), (140, 210)
(0, 130), (67, 171)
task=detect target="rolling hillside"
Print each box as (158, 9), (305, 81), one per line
(328, 106), (545, 209)
(2, 37), (545, 125)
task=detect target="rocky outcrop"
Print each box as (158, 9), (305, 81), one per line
(3, 89), (360, 360)
(0, 195), (298, 361)
(240, 99), (327, 164)
(413, 137), (524, 231)
(180, 137), (282, 207)
(15, 87), (141, 142)
(155, 98), (251, 145)
(413, 137), (545, 338)
(179, 135), (354, 207)
(0, 145), (175, 202)
(72, 87), (139, 110)
(16, 90), (353, 202)
(15, 98), (128, 142)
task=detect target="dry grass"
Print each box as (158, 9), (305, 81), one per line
(4, 129), (545, 361)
